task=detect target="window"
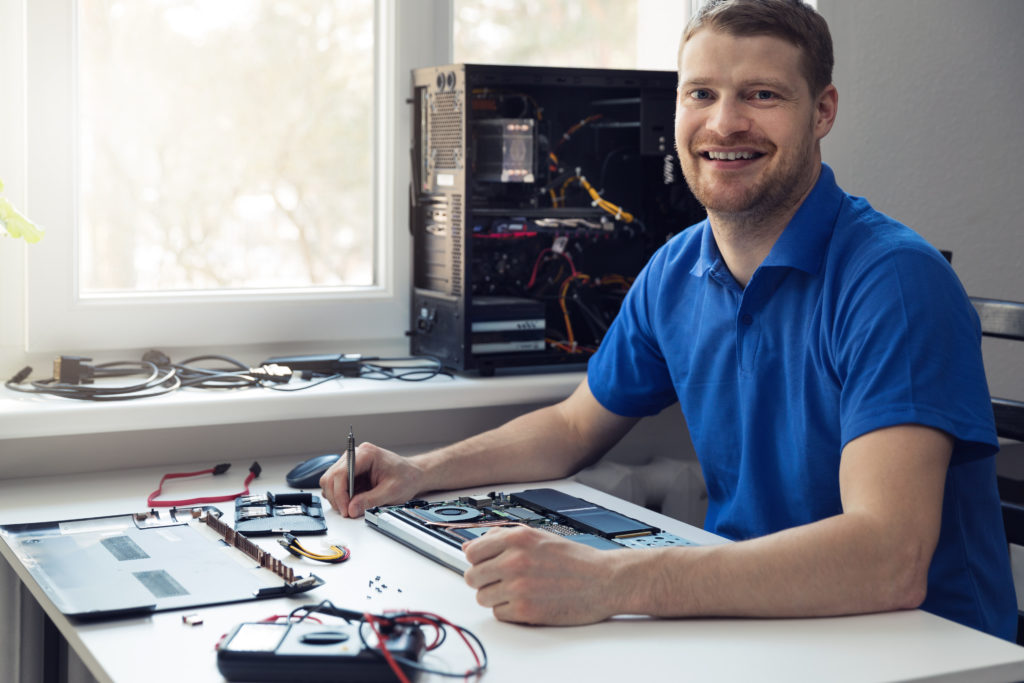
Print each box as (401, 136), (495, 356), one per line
(17, 0), (449, 353)
(453, 0), (686, 71)
(78, 0), (375, 293)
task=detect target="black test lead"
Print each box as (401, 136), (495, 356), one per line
(347, 426), (355, 500)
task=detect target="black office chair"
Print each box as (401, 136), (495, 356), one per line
(971, 296), (1024, 643)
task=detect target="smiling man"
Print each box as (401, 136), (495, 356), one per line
(321, 0), (1016, 640)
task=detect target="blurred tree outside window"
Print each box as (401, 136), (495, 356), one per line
(78, 0), (374, 294)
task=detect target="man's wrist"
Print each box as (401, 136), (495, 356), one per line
(606, 549), (654, 616)
(408, 450), (446, 495)
(607, 546), (696, 618)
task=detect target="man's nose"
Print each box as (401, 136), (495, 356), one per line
(706, 99), (751, 138)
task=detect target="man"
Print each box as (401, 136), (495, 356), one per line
(321, 0), (1015, 639)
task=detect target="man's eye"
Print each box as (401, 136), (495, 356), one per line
(690, 89), (711, 100)
(753, 90), (776, 100)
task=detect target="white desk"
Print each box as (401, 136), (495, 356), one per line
(2, 456), (1024, 683)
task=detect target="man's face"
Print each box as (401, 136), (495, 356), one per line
(675, 29), (835, 224)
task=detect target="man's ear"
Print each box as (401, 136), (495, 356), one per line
(814, 84), (839, 140)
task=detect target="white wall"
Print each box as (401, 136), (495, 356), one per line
(820, 0), (1024, 400)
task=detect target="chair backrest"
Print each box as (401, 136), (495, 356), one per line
(972, 297), (1024, 642)
(973, 297), (1024, 342)
(971, 297), (1024, 442)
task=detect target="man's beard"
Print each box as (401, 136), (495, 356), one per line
(679, 132), (816, 226)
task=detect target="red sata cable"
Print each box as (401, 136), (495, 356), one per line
(147, 462), (261, 507)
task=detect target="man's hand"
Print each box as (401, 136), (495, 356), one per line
(319, 442), (424, 518)
(462, 526), (620, 625)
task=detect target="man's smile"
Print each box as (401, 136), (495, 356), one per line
(695, 147), (769, 172)
(702, 149), (764, 161)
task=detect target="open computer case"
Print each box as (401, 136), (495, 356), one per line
(408, 63), (705, 375)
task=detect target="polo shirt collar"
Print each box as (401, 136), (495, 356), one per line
(689, 163), (844, 279)
(761, 163), (844, 274)
(690, 216), (720, 278)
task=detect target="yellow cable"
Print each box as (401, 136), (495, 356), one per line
(279, 535), (350, 563)
(576, 176), (635, 223)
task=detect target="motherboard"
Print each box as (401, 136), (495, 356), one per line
(365, 488), (698, 574)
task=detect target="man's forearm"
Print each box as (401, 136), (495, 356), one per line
(610, 511), (930, 620)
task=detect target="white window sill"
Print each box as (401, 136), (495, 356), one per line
(0, 369), (584, 440)
(0, 367), (585, 477)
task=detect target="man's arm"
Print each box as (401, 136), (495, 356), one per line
(463, 423), (952, 624)
(319, 378), (640, 517)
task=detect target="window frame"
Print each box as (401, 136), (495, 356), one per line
(18, 0), (451, 354)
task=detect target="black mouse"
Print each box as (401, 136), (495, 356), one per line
(286, 453), (341, 488)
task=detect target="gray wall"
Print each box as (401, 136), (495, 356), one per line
(820, 0), (1024, 400)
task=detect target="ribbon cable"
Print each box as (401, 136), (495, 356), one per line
(147, 462), (262, 507)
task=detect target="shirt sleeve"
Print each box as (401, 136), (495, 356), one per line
(832, 241), (998, 462)
(587, 245), (679, 418)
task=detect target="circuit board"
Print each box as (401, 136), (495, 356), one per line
(365, 488), (698, 574)
(234, 491), (328, 536)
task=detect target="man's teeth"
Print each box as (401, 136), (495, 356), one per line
(707, 151), (757, 160)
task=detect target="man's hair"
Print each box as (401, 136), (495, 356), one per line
(679, 0), (834, 96)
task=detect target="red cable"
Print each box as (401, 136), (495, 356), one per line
(409, 611), (483, 673)
(395, 611), (484, 675)
(526, 249), (577, 289)
(526, 248), (552, 288)
(364, 613), (412, 683)
(260, 614), (323, 624)
(563, 251), (578, 276)
(146, 462), (261, 507)
(396, 615), (444, 650)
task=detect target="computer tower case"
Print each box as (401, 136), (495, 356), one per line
(409, 63), (705, 375)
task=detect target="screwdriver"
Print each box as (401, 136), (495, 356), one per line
(347, 426), (356, 500)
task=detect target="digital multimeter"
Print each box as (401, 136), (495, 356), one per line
(216, 619), (425, 682)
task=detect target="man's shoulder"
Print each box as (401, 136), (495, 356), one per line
(828, 194), (949, 277)
(821, 193), (973, 340)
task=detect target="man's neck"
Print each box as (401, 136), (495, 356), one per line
(708, 212), (789, 288)
(707, 165), (821, 288)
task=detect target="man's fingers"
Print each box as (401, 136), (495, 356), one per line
(463, 526), (521, 566)
(463, 527), (535, 592)
(320, 442), (381, 516)
(318, 442), (425, 519)
(348, 488), (384, 518)
(353, 442), (377, 476)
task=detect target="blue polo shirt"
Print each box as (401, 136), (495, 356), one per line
(588, 164), (1015, 639)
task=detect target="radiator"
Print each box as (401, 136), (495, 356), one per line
(1, 561), (97, 683)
